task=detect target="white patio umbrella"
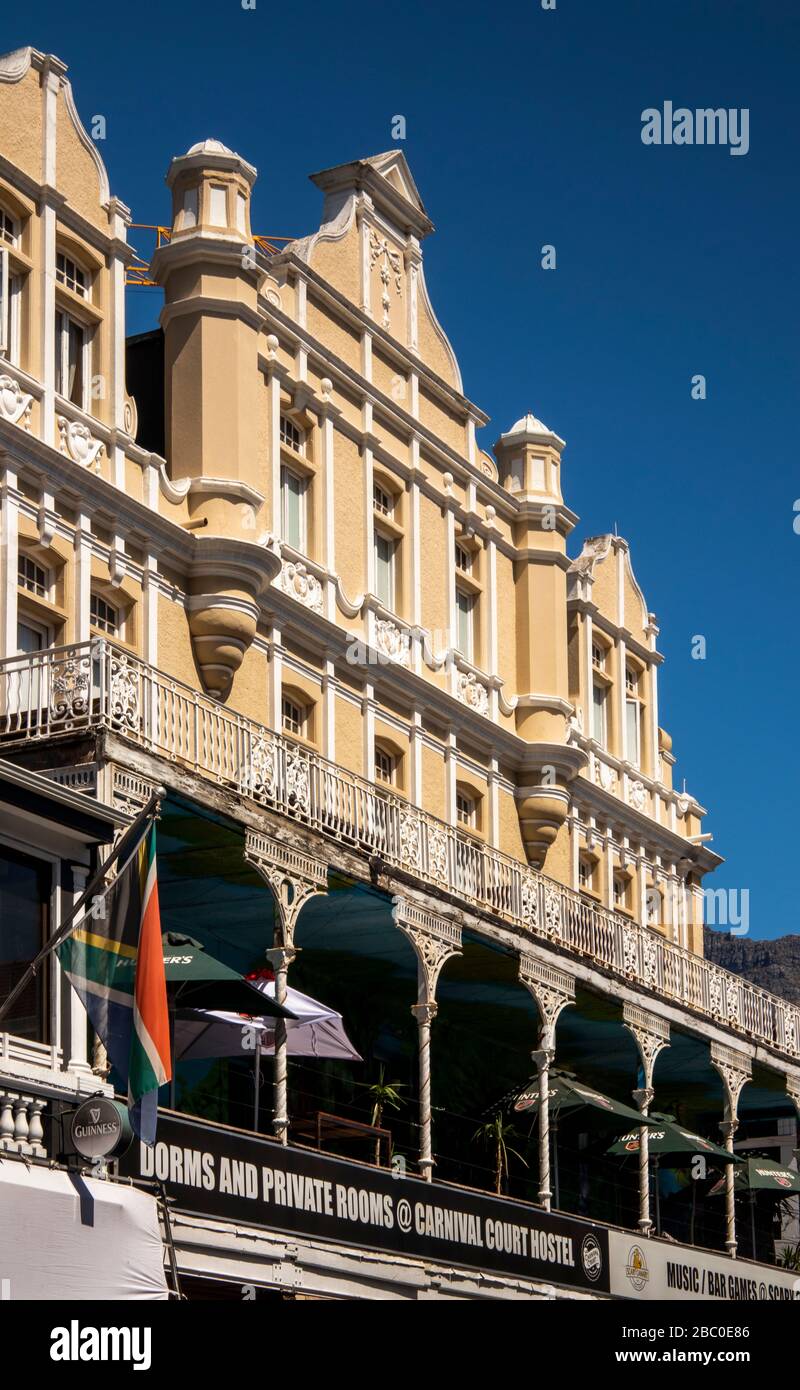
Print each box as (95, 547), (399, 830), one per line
(173, 974), (361, 1128)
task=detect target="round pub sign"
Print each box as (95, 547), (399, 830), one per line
(71, 1096), (133, 1161)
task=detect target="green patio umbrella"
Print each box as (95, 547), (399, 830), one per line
(709, 1157), (800, 1195)
(606, 1114), (736, 1164)
(513, 1071), (663, 1129)
(158, 933), (296, 1018)
(606, 1113), (737, 1237)
(512, 1070), (662, 1210)
(709, 1157), (800, 1260)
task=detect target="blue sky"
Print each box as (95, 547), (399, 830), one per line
(8, 1), (798, 938)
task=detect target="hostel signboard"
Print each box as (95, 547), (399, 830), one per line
(120, 1112), (609, 1293)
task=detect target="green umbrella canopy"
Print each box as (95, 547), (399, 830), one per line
(709, 1157), (800, 1196)
(116, 933), (295, 1018)
(513, 1071), (662, 1130)
(606, 1113), (737, 1165)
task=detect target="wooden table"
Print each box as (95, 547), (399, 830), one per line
(292, 1111), (392, 1166)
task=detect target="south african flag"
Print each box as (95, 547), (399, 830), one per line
(58, 824), (171, 1144)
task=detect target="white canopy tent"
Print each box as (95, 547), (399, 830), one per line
(0, 1160), (168, 1299)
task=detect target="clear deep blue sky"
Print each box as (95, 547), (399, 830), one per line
(7, 1), (798, 938)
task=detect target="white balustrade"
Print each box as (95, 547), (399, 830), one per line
(1, 640), (798, 1062)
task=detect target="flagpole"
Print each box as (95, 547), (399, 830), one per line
(0, 786), (166, 1029)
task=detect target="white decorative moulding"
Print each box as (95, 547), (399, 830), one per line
(594, 759), (617, 794)
(456, 670), (489, 717)
(375, 618), (410, 666)
(57, 416), (105, 471)
(368, 229), (402, 329)
(0, 374), (33, 430)
(628, 778), (647, 811)
(277, 560), (323, 613)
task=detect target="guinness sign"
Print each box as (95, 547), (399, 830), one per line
(70, 1096), (132, 1161)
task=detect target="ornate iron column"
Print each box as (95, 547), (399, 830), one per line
(623, 1004), (670, 1235)
(519, 956), (575, 1211)
(244, 832), (328, 1143)
(393, 898), (462, 1181)
(710, 1041), (752, 1258)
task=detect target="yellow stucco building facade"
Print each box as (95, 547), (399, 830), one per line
(0, 45), (719, 957)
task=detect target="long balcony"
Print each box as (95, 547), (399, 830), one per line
(0, 638), (797, 1064)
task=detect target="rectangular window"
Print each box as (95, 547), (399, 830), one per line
(90, 593), (118, 636)
(56, 252), (87, 298)
(373, 482), (393, 517)
(280, 466), (306, 550)
(181, 187), (198, 230)
(456, 790), (476, 828)
(0, 844), (50, 1040)
(579, 859), (592, 891)
(0, 247), (8, 355)
(56, 310), (87, 408)
(374, 747), (395, 785)
(18, 555), (47, 598)
(591, 642), (605, 671)
(280, 416), (304, 453)
(455, 542), (471, 575)
(592, 681), (607, 745)
(0, 207), (17, 245)
(374, 531), (395, 609)
(625, 664), (638, 695)
(613, 875), (629, 911)
(455, 586), (474, 659)
(209, 186), (228, 227)
(282, 696), (303, 737)
(626, 697), (641, 766)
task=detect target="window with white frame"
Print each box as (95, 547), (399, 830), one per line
(281, 694), (305, 738)
(279, 415), (305, 454)
(90, 592), (119, 636)
(374, 745), (396, 786)
(280, 466), (306, 551)
(456, 789), (477, 830)
(455, 542), (472, 575)
(374, 530), (395, 609)
(613, 874), (629, 911)
(0, 247), (20, 363)
(646, 887), (663, 929)
(208, 186), (228, 227)
(180, 187), (198, 230)
(455, 586), (474, 659)
(578, 857), (593, 892)
(56, 251), (88, 299)
(18, 555), (48, 599)
(625, 664), (641, 766)
(55, 310), (88, 408)
(373, 481), (393, 518)
(591, 641), (606, 671)
(592, 681), (607, 745)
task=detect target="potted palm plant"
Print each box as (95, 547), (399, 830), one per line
(473, 1112), (528, 1195)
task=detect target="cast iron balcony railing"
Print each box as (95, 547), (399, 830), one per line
(0, 639), (798, 1063)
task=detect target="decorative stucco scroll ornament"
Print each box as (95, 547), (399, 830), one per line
(375, 618), (410, 665)
(456, 670), (489, 716)
(0, 374), (32, 429)
(278, 560), (323, 613)
(57, 416), (105, 471)
(368, 229), (402, 328)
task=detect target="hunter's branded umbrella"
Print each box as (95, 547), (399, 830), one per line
(606, 1115), (737, 1164)
(708, 1157), (800, 1258)
(513, 1071), (662, 1130)
(708, 1157), (800, 1195)
(158, 934), (296, 1018)
(513, 1070), (662, 1210)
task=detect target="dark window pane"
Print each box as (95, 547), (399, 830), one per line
(0, 846), (49, 1039)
